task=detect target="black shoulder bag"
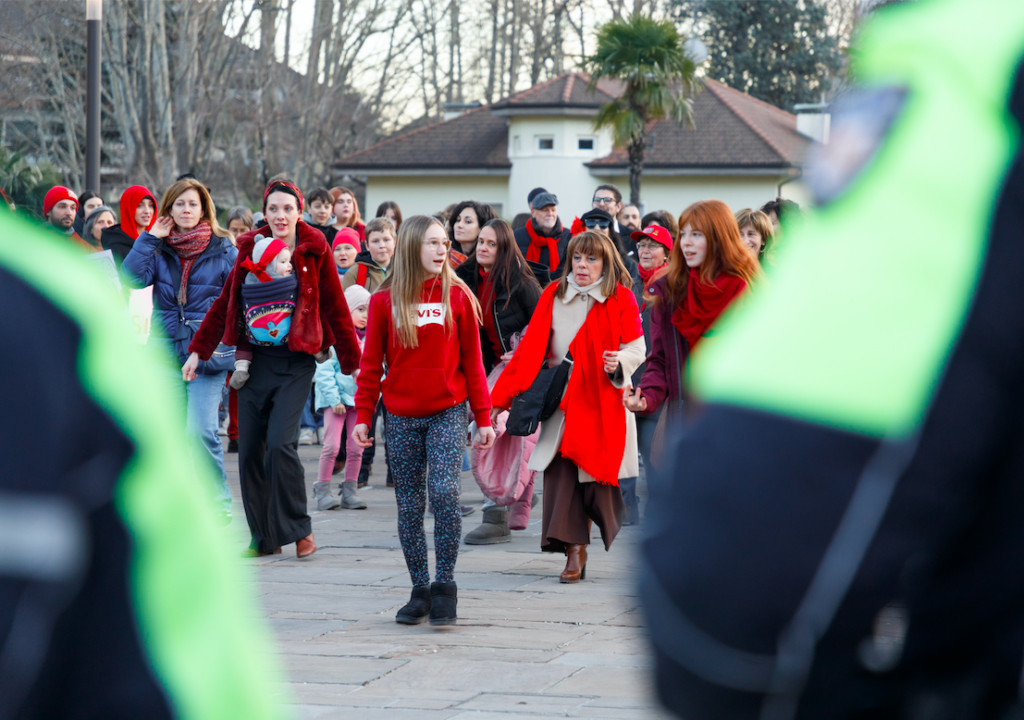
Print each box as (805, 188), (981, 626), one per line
(505, 351), (573, 437)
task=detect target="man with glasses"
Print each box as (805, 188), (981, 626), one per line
(513, 190), (572, 286)
(591, 184), (637, 257)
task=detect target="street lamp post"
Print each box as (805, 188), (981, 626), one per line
(85, 0), (102, 194)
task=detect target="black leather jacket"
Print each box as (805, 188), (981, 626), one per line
(456, 259), (542, 372)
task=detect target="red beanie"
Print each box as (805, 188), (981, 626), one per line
(332, 227), (360, 251)
(43, 186), (78, 217)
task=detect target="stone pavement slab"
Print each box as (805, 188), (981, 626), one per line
(221, 438), (666, 718)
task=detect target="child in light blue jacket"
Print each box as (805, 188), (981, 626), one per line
(313, 285), (371, 510)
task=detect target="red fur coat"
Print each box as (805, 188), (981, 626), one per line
(188, 222), (362, 374)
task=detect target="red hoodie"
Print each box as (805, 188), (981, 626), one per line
(354, 279), (492, 428)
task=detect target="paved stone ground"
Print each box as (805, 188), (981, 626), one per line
(222, 432), (671, 720)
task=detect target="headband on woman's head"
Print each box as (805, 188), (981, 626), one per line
(263, 181), (305, 213)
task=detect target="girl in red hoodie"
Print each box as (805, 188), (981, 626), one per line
(353, 215), (496, 626)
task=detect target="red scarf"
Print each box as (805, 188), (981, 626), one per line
(241, 238), (288, 282)
(167, 222), (212, 305)
(492, 282), (643, 486)
(671, 268), (747, 352)
(637, 262), (667, 288)
(448, 248), (468, 268)
(478, 268), (502, 357)
(637, 263), (668, 312)
(525, 219), (562, 271)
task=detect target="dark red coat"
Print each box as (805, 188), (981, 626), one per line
(188, 222), (361, 374)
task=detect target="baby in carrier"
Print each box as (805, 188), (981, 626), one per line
(230, 237), (297, 388)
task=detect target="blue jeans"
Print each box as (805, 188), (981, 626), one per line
(620, 475), (639, 511)
(300, 389), (323, 430)
(168, 368), (231, 512)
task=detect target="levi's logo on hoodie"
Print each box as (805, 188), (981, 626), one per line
(415, 303), (445, 327)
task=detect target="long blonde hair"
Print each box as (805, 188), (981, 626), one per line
(379, 214), (480, 348)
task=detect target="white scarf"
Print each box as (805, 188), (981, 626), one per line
(567, 274), (606, 299)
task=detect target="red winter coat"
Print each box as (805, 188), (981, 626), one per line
(188, 222), (362, 374)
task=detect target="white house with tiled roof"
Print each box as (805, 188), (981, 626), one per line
(334, 73), (814, 220)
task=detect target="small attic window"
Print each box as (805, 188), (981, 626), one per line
(578, 138), (595, 150)
(538, 137), (554, 150)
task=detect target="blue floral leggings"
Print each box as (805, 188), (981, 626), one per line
(385, 404), (467, 587)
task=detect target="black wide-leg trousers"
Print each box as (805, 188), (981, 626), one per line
(237, 352), (315, 553)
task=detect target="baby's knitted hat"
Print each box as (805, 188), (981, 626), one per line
(344, 284), (371, 311)
(252, 236), (287, 265)
(243, 235), (290, 283)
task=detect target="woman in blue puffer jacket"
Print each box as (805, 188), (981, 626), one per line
(123, 177), (237, 522)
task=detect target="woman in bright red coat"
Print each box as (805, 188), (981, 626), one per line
(491, 231), (646, 584)
(185, 181), (362, 559)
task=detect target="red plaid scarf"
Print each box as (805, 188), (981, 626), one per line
(166, 222), (212, 305)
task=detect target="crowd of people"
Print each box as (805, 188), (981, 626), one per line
(35, 176), (798, 626)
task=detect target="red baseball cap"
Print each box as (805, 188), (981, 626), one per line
(630, 224), (673, 251)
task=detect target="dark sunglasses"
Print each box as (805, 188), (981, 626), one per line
(583, 217), (611, 230)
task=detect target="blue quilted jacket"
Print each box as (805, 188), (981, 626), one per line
(123, 230), (237, 369)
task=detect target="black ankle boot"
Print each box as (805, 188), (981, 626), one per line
(429, 581), (458, 626)
(395, 586), (431, 625)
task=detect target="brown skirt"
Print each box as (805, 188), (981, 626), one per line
(540, 454), (625, 553)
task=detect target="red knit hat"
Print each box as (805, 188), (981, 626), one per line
(630, 224), (674, 251)
(241, 237), (289, 282)
(332, 227), (360, 251)
(262, 180), (304, 214)
(43, 186), (78, 216)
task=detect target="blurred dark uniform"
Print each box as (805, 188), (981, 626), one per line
(641, 1), (1024, 718)
(0, 209), (285, 720)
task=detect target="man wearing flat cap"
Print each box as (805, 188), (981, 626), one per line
(513, 189), (572, 286)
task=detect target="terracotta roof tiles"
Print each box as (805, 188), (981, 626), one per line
(334, 104), (510, 171)
(334, 73), (812, 173)
(491, 72), (617, 110)
(588, 78), (810, 170)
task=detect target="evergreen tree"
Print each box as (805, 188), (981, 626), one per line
(672, 0), (844, 111)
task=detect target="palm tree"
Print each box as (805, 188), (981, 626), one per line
(581, 15), (700, 207)
(0, 148), (62, 217)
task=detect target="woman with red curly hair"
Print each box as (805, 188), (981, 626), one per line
(625, 200), (759, 420)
